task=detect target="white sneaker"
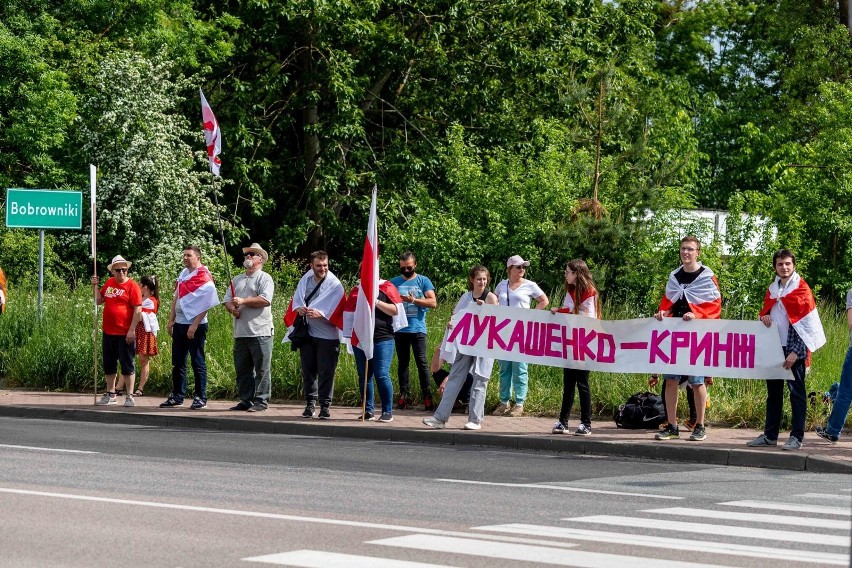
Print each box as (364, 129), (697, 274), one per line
(96, 394), (117, 406)
(463, 421), (481, 430)
(782, 436), (802, 450)
(422, 417), (446, 429)
(123, 395), (135, 408)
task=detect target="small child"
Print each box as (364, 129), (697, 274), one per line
(131, 275), (159, 396)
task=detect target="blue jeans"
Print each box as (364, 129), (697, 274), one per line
(171, 322), (208, 403)
(354, 339), (394, 414)
(826, 346), (852, 438)
(498, 360), (528, 405)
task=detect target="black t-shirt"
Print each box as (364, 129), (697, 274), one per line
(374, 290), (395, 342)
(670, 266), (705, 318)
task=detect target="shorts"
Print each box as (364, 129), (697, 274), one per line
(103, 334), (136, 376)
(663, 374), (704, 386)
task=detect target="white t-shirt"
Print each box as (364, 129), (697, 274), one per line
(494, 279), (545, 309)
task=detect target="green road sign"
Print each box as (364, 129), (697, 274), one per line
(5, 188), (83, 229)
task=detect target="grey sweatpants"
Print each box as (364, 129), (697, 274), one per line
(433, 354), (489, 425)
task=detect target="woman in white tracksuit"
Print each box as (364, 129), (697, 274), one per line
(422, 265), (497, 430)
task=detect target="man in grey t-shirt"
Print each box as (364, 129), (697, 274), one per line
(224, 243), (275, 411)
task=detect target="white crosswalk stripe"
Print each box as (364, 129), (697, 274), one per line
(243, 550), (458, 567)
(562, 514), (849, 546)
(719, 499), (852, 516)
(369, 534), (743, 568)
(642, 506), (850, 529)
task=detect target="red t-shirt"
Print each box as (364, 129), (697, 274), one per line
(100, 278), (142, 335)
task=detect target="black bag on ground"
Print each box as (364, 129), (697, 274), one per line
(613, 391), (665, 429)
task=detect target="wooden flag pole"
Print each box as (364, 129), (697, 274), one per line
(90, 165), (99, 404)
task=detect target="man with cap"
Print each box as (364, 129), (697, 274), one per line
(224, 243), (275, 411)
(491, 254), (548, 417)
(283, 250), (345, 419)
(160, 246), (220, 410)
(92, 255), (143, 407)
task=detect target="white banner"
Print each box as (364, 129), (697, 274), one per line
(445, 305), (791, 380)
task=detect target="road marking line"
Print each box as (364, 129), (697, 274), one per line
(244, 550), (457, 567)
(436, 479), (682, 500)
(369, 534), (740, 568)
(643, 506), (850, 530)
(720, 500), (852, 517)
(562, 515), (849, 547)
(473, 523), (849, 565)
(0, 444), (98, 454)
(0, 487), (573, 549)
(797, 493), (852, 501)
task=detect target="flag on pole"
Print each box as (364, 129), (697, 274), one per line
(90, 164), (97, 259)
(353, 186), (379, 359)
(200, 88), (222, 176)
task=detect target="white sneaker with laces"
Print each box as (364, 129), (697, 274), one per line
(96, 394), (117, 406)
(782, 436), (802, 450)
(123, 395), (135, 408)
(463, 421), (481, 430)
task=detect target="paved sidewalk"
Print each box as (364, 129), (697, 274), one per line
(1, 389), (849, 474)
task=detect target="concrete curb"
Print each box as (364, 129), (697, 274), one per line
(1, 405), (849, 474)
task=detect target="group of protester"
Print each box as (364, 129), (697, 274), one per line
(90, 237), (852, 449)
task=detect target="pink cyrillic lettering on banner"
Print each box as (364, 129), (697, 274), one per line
(670, 331), (690, 364)
(689, 332), (713, 366)
(487, 317), (510, 350)
(561, 325), (575, 360)
(545, 323), (562, 358)
(506, 320), (525, 353)
(446, 312), (472, 344)
(597, 333), (615, 363)
(577, 328), (597, 361)
(737, 333), (756, 368)
(650, 329), (670, 364)
(470, 315), (490, 345)
(712, 332), (733, 367)
(525, 321), (544, 356)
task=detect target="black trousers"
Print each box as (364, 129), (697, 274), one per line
(299, 336), (340, 405)
(559, 368), (591, 426)
(395, 332), (431, 398)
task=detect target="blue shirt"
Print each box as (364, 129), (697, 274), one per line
(390, 274), (435, 334)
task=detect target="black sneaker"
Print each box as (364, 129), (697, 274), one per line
(159, 395), (183, 408)
(301, 403), (315, 418)
(378, 412), (393, 423)
(688, 424), (707, 441)
(318, 405), (330, 420)
(655, 423), (679, 440)
(816, 426), (839, 444)
(189, 397), (206, 410)
(357, 412), (375, 421)
(229, 403), (251, 411)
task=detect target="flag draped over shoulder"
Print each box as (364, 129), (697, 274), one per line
(338, 281), (407, 351)
(353, 186), (379, 359)
(176, 265), (219, 321)
(200, 89), (222, 176)
(282, 269), (345, 342)
(659, 264), (722, 319)
(760, 272), (826, 352)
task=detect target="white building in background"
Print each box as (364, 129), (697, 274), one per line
(659, 208), (776, 256)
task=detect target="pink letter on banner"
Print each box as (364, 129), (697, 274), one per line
(576, 328), (597, 361)
(506, 320), (525, 353)
(650, 330), (670, 364)
(470, 315), (490, 345)
(670, 331), (690, 364)
(712, 333), (734, 368)
(524, 321), (544, 356)
(545, 323), (562, 358)
(690, 331), (713, 366)
(447, 312), (473, 344)
(487, 317), (510, 350)
(597, 333), (615, 363)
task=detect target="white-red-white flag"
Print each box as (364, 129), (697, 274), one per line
(353, 186), (379, 359)
(199, 88), (221, 176)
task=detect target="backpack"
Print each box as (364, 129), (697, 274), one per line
(613, 391), (665, 429)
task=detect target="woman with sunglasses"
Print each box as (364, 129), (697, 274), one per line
(492, 255), (548, 417)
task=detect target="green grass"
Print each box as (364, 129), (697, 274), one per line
(0, 286), (847, 430)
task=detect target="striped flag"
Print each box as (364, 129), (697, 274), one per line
(176, 264), (220, 321)
(199, 89), (221, 176)
(659, 264), (722, 320)
(353, 186), (379, 359)
(760, 272), (826, 352)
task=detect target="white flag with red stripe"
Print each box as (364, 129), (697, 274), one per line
(200, 89), (222, 176)
(760, 272), (826, 352)
(176, 265), (220, 321)
(353, 186), (379, 359)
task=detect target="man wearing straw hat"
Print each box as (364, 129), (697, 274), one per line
(224, 243), (275, 412)
(92, 255), (142, 407)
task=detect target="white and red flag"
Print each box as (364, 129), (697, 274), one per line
(200, 88), (221, 176)
(659, 264), (722, 320)
(352, 186), (380, 358)
(760, 272), (826, 352)
(176, 264), (220, 321)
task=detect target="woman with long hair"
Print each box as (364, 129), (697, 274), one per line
(423, 265), (498, 430)
(550, 259), (600, 435)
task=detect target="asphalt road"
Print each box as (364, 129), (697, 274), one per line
(0, 417), (849, 567)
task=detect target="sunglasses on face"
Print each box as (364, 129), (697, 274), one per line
(113, 268), (128, 273)
(244, 252), (258, 257)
